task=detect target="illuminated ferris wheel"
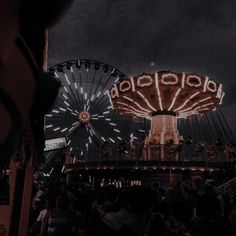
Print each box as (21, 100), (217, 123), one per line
(44, 59), (148, 160)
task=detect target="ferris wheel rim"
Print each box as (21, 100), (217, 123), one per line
(48, 58), (129, 81)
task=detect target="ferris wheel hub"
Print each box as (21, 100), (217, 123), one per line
(78, 111), (91, 124)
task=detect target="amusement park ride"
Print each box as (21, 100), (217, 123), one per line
(44, 59), (147, 161)
(0, 33), (234, 236)
(109, 72), (225, 160)
(0, 1), (235, 235)
(44, 60), (229, 164)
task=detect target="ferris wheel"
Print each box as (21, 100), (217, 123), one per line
(44, 59), (148, 160)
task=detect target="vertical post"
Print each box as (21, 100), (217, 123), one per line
(205, 149), (208, 169)
(92, 176), (95, 190)
(175, 148), (178, 161)
(225, 146), (229, 162)
(14, 27), (48, 236)
(99, 145), (102, 167)
(43, 29), (48, 72)
(9, 165), (26, 236)
(160, 144), (164, 161)
(18, 161), (34, 236)
(169, 169), (172, 187)
(0, 161), (18, 236)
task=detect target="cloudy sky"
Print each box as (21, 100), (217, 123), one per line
(48, 0), (236, 135)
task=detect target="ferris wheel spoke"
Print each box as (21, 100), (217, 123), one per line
(87, 122), (103, 143)
(70, 66), (83, 107)
(47, 116), (75, 126)
(51, 106), (77, 123)
(55, 97), (72, 110)
(76, 60), (82, 87)
(89, 82), (112, 112)
(97, 71), (116, 97)
(67, 130), (79, 153)
(91, 98), (111, 115)
(94, 118), (119, 141)
(46, 117), (66, 127)
(59, 83), (76, 106)
(77, 70), (85, 107)
(74, 86), (84, 109)
(92, 71), (105, 97)
(67, 139), (72, 147)
(67, 121), (81, 137)
(88, 68), (97, 99)
(90, 92), (108, 113)
(68, 82), (83, 110)
(90, 92), (107, 108)
(100, 73), (114, 93)
(58, 88), (79, 111)
(65, 88), (82, 111)
(85, 67), (90, 102)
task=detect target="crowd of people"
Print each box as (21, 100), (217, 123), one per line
(26, 136), (236, 236)
(28, 174), (236, 236)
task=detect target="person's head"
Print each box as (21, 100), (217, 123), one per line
(32, 197), (41, 209)
(45, 199), (53, 210)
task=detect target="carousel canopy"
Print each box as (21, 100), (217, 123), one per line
(109, 71), (224, 119)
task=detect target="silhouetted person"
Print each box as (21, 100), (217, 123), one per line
(118, 187), (154, 236)
(196, 185), (221, 220)
(40, 194), (76, 236)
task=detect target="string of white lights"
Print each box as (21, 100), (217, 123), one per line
(168, 88), (181, 111)
(136, 91), (157, 112)
(122, 96), (151, 113)
(64, 73), (70, 85)
(174, 91), (200, 112)
(155, 73), (163, 110)
(219, 92), (225, 105)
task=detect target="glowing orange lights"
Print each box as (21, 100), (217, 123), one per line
(109, 71), (224, 119)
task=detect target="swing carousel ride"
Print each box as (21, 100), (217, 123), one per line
(109, 71), (225, 160)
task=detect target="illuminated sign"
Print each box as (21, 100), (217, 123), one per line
(44, 137), (67, 152)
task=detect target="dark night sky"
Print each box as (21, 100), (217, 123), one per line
(48, 0), (236, 136)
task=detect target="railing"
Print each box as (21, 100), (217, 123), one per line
(146, 143), (236, 161)
(63, 143), (236, 172)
